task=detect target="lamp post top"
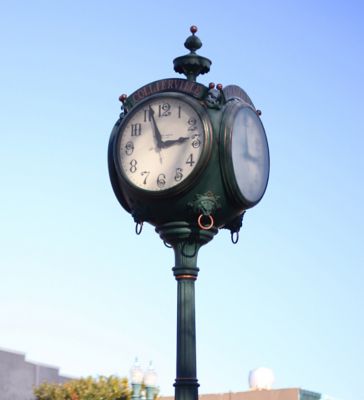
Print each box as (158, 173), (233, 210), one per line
(144, 361), (158, 387)
(130, 358), (144, 385)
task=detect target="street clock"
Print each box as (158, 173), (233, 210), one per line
(109, 27), (269, 237)
(108, 26), (270, 400)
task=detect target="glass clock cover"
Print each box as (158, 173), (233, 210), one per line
(223, 103), (270, 207)
(115, 94), (210, 193)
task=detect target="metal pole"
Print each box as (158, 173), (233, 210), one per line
(131, 383), (142, 400)
(174, 273), (199, 400)
(156, 222), (217, 400)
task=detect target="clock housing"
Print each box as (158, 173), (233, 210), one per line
(108, 79), (269, 230)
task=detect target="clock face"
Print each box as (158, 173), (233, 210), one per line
(115, 94), (209, 193)
(222, 103), (269, 207)
(231, 106), (269, 204)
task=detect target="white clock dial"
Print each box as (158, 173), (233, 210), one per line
(116, 95), (207, 192)
(231, 106), (269, 204)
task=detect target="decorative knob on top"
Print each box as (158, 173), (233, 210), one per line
(173, 26), (212, 82)
(184, 25), (202, 53)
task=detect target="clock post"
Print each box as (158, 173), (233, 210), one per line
(108, 26), (269, 400)
(157, 222), (217, 400)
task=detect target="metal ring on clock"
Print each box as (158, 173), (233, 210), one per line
(135, 221), (143, 235)
(197, 214), (214, 230)
(231, 231), (239, 244)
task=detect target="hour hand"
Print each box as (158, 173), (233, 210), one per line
(161, 136), (189, 148)
(149, 106), (163, 148)
(242, 133), (259, 161)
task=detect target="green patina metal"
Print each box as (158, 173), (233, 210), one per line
(156, 222), (217, 400)
(173, 25), (211, 82)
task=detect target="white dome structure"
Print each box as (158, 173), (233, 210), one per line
(248, 367), (275, 391)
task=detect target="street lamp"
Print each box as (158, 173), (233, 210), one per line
(144, 362), (158, 400)
(130, 358), (143, 400)
(130, 359), (157, 400)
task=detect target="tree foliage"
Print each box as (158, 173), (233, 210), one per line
(34, 375), (130, 400)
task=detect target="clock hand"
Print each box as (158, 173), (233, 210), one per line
(243, 147), (259, 162)
(149, 106), (163, 149)
(242, 131), (259, 162)
(161, 136), (189, 148)
(148, 106), (188, 150)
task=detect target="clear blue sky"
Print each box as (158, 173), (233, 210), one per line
(1, 1), (363, 400)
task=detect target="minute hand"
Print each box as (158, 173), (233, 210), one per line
(149, 106), (163, 148)
(161, 136), (189, 148)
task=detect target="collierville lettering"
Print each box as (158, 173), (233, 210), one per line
(128, 79), (206, 107)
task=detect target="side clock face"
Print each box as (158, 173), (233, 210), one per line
(221, 102), (270, 207)
(115, 94), (210, 193)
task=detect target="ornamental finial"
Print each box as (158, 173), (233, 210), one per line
(184, 25), (202, 53)
(173, 26), (212, 82)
